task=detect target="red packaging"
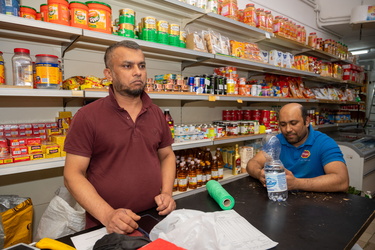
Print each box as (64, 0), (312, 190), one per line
(0, 125), (4, 138)
(270, 110), (277, 122)
(10, 145), (28, 156)
(252, 109), (261, 121)
(244, 110), (251, 120)
(229, 110), (235, 121)
(13, 155), (31, 163)
(26, 137), (42, 146)
(0, 156), (13, 165)
(260, 110), (270, 124)
(222, 110), (230, 121)
(234, 110), (242, 121)
(7, 138), (27, 147)
(32, 128), (40, 136)
(18, 123), (32, 130)
(0, 139), (9, 157)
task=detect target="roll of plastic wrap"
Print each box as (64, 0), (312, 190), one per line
(206, 180), (235, 210)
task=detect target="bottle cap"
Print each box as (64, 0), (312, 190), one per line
(14, 48), (30, 54)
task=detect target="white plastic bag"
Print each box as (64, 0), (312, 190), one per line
(34, 186), (85, 241)
(150, 209), (278, 250)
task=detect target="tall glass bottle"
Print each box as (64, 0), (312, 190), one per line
(215, 148), (224, 179)
(177, 162), (188, 192)
(211, 156), (219, 181)
(232, 144), (241, 175)
(188, 160), (197, 189)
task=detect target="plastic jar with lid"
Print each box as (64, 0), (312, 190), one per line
(35, 54), (60, 89)
(243, 4), (256, 27)
(256, 8), (266, 30)
(86, 1), (112, 34)
(0, 51), (5, 85)
(308, 32), (317, 48)
(48, 0), (70, 26)
(40, 4), (48, 21)
(20, 5), (37, 19)
(70, 1), (89, 29)
(12, 48), (33, 87)
(265, 10), (273, 33)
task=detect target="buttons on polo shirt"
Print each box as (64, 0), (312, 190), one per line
(127, 116), (130, 119)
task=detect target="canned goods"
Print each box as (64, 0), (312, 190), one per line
(261, 110), (270, 124)
(143, 16), (157, 29)
(20, 5), (37, 19)
(169, 23), (180, 36)
(244, 110), (251, 120)
(270, 110), (277, 121)
(179, 30), (187, 48)
(222, 110), (230, 121)
(157, 20), (169, 33)
(118, 23), (135, 38)
(40, 4), (48, 21)
(252, 109), (261, 121)
(48, 0), (70, 26)
(240, 122), (249, 135)
(227, 122), (239, 136)
(119, 8), (135, 25)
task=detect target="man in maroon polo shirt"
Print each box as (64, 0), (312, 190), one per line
(63, 40), (176, 234)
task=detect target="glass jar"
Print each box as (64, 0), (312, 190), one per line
(12, 48), (33, 86)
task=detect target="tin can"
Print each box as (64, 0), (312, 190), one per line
(222, 110), (230, 121)
(229, 110), (235, 121)
(244, 110), (251, 120)
(169, 24), (180, 46)
(261, 110), (270, 124)
(252, 109), (261, 121)
(143, 16), (156, 29)
(157, 20), (169, 44)
(119, 8), (135, 25)
(179, 30), (187, 48)
(20, 5), (37, 19)
(118, 23), (135, 38)
(233, 110), (241, 121)
(240, 122), (249, 135)
(227, 122), (239, 136)
(35, 54), (60, 89)
(142, 17), (157, 41)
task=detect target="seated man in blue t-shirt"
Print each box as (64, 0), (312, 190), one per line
(246, 103), (349, 192)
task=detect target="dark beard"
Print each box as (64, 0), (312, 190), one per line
(114, 83), (145, 97)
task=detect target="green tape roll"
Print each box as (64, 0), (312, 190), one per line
(206, 180), (235, 210)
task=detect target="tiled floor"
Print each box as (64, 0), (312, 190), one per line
(356, 217), (375, 249)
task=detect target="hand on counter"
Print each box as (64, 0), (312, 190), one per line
(105, 208), (141, 234)
(155, 193), (176, 216)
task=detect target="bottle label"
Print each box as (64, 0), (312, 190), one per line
(218, 168), (224, 178)
(265, 172), (287, 192)
(188, 176), (197, 185)
(211, 170), (218, 179)
(197, 174), (202, 182)
(178, 178), (187, 187)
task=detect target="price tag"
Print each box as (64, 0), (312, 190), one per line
(265, 32), (271, 39)
(71, 90), (84, 97)
(237, 99), (243, 103)
(208, 95), (216, 101)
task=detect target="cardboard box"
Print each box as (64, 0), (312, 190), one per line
(13, 155), (30, 163)
(10, 146), (28, 156)
(30, 153), (45, 160)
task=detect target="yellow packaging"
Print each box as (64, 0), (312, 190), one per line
(230, 40), (245, 58)
(13, 155), (31, 163)
(50, 135), (66, 145)
(157, 20), (169, 32)
(60, 150), (66, 157)
(0, 157), (13, 165)
(42, 142), (60, 155)
(58, 111), (72, 118)
(28, 145), (43, 154)
(47, 128), (62, 137)
(31, 153), (45, 160)
(169, 24), (180, 36)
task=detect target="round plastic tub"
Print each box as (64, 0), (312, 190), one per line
(70, 1), (89, 29)
(35, 54), (60, 89)
(20, 6), (37, 20)
(40, 4), (49, 22)
(48, 0), (70, 26)
(86, 1), (112, 34)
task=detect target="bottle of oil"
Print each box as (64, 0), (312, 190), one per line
(233, 144), (241, 175)
(188, 160), (197, 189)
(196, 159), (203, 187)
(205, 161), (212, 183)
(204, 148), (212, 165)
(177, 162), (188, 192)
(215, 148), (224, 179)
(200, 159), (207, 185)
(211, 156), (219, 181)
(173, 160), (179, 192)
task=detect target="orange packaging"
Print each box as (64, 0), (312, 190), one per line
(70, 1), (89, 29)
(256, 8), (266, 30)
(230, 40), (245, 58)
(48, 0), (70, 26)
(273, 16), (282, 35)
(40, 4), (49, 22)
(36, 12), (42, 20)
(87, 1), (112, 34)
(243, 4), (256, 27)
(20, 6), (37, 20)
(265, 10), (273, 33)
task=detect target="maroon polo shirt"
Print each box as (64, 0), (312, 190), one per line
(64, 85), (173, 228)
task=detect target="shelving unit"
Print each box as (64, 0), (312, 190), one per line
(0, 0), (364, 177)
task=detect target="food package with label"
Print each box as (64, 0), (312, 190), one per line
(42, 142), (61, 158)
(283, 52), (294, 68)
(220, 35), (231, 55)
(186, 31), (208, 53)
(203, 29), (223, 54)
(244, 43), (262, 62)
(269, 50), (283, 67)
(260, 50), (269, 63)
(230, 40), (245, 58)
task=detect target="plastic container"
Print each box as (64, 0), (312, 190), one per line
(4, 0), (20, 16)
(86, 1), (112, 34)
(20, 6), (37, 20)
(70, 1), (89, 29)
(119, 8), (135, 25)
(0, 51), (5, 85)
(35, 54), (60, 89)
(36, 12), (42, 20)
(12, 48), (33, 87)
(48, 0), (70, 26)
(40, 4), (49, 21)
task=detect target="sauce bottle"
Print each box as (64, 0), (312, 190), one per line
(164, 108), (174, 138)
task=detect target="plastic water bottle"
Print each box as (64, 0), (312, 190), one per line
(262, 129), (288, 202)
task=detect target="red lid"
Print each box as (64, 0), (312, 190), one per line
(14, 48), (30, 54)
(35, 54), (59, 58)
(246, 3), (254, 7)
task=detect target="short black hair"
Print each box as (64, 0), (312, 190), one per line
(300, 105), (308, 124)
(104, 40), (142, 68)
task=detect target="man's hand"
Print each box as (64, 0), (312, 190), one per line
(155, 193), (176, 215)
(258, 168), (266, 187)
(105, 208), (141, 234)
